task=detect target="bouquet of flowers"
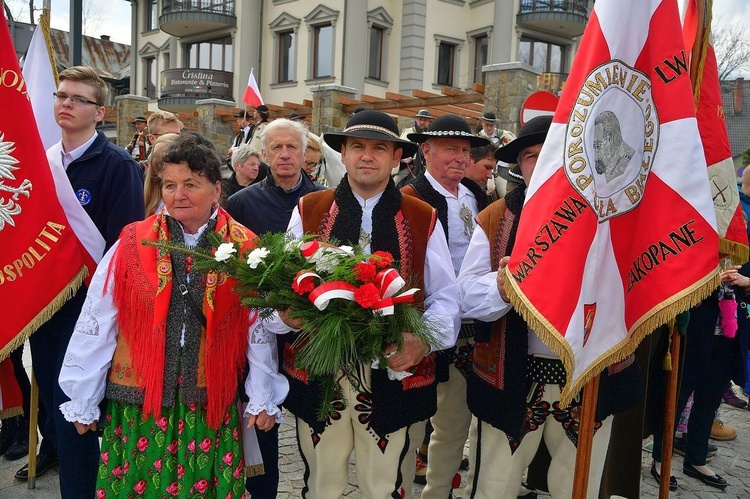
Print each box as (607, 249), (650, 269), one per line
(154, 231), (437, 420)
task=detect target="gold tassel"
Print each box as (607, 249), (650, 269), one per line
(39, 9), (59, 85)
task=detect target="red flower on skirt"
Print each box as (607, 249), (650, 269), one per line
(133, 479), (147, 495)
(136, 436), (149, 452)
(177, 464), (185, 479)
(222, 451), (234, 465)
(156, 416), (168, 431)
(194, 479), (210, 494)
(166, 481), (180, 496)
(198, 437), (213, 452)
(354, 283), (380, 308)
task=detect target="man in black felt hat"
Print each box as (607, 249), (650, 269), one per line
(395, 109), (434, 185)
(125, 115), (150, 161)
(478, 111), (516, 148)
(457, 115), (640, 498)
(400, 114), (490, 498)
(248, 104), (270, 152)
(267, 110), (460, 499)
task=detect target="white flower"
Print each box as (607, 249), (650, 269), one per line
(247, 247), (270, 269)
(338, 245), (354, 256)
(284, 238), (303, 252)
(315, 249), (342, 274)
(214, 243), (236, 262)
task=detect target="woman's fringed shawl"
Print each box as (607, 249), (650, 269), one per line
(107, 209), (256, 428)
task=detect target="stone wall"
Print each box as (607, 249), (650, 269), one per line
(114, 95), (150, 147)
(311, 85), (358, 136)
(482, 62), (542, 136)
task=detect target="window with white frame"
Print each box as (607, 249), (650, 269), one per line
(186, 36), (233, 71)
(304, 5), (339, 81)
(366, 7), (393, 82)
(434, 35), (463, 87)
(519, 36), (565, 73)
(278, 31), (296, 82)
(269, 12), (301, 85)
(145, 57), (157, 98)
(313, 24), (333, 78)
(472, 33), (489, 84)
(147, 0), (158, 31)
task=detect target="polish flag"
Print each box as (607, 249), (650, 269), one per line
(242, 68), (264, 108)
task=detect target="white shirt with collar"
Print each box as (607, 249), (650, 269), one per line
(423, 172), (478, 276)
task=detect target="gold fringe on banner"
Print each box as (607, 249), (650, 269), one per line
(39, 9), (59, 85)
(0, 406), (24, 421)
(0, 266), (88, 363)
(245, 463), (265, 478)
(504, 266), (720, 408)
(691, 0), (713, 107)
(720, 238), (750, 267)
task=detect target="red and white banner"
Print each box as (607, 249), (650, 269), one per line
(505, 0), (720, 404)
(21, 21), (61, 150)
(686, 3), (748, 263)
(0, 358), (23, 419)
(0, 14), (97, 360)
(242, 68), (264, 108)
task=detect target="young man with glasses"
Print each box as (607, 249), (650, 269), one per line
(19, 66), (145, 499)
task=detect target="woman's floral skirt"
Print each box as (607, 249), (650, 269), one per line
(96, 396), (246, 498)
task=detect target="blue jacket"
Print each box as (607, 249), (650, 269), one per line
(66, 131), (145, 250)
(225, 171), (326, 234)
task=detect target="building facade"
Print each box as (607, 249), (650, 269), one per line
(127, 0), (589, 114)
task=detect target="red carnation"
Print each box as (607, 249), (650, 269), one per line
(372, 251), (394, 269)
(292, 270), (316, 295)
(354, 283), (381, 308)
(353, 262), (377, 282)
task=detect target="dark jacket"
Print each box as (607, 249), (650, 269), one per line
(65, 131), (145, 251)
(225, 171), (326, 234)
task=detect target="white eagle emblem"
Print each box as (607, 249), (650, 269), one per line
(0, 134), (33, 230)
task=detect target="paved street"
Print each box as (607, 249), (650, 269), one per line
(2, 345), (749, 498)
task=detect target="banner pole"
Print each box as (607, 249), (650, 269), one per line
(571, 374), (600, 498)
(27, 372), (39, 489)
(658, 328), (681, 499)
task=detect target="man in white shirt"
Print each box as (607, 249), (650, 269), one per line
(265, 110), (460, 499)
(26, 66), (145, 498)
(400, 115), (490, 497)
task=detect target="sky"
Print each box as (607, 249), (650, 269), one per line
(3, 0), (749, 53)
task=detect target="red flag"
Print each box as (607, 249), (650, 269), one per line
(0, 359), (23, 419)
(242, 68), (264, 108)
(505, 0), (720, 405)
(0, 15), (97, 359)
(689, 11), (749, 263)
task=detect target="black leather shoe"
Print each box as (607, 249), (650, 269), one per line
(14, 453), (59, 480)
(3, 432), (29, 461)
(682, 463), (728, 490)
(0, 416), (18, 456)
(650, 462), (678, 491)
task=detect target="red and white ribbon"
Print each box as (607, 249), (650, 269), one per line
(308, 281), (358, 310)
(300, 240), (321, 259)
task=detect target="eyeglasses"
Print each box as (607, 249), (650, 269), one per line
(53, 92), (102, 107)
(305, 161), (320, 169)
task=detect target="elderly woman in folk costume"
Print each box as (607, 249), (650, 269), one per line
(58, 132), (288, 497)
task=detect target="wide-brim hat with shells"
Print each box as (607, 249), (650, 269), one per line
(407, 114), (490, 148)
(323, 110), (418, 157)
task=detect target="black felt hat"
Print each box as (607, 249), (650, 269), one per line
(494, 115), (552, 163)
(479, 112), (497, 123)
(415, 109), (432, 119)
(133, 116), (147, 123)
(323, 110), (418, 157)
(497, 164), (525, 183)
(407, 114), (490, 148)
(288, 112), (304, 121)
(234, 110), (249, 118)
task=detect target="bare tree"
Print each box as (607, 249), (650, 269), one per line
(82, 1), (104, 39)
(713, 21), (750, 81)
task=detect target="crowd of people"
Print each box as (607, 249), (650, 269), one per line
(1, 64), (748, 499)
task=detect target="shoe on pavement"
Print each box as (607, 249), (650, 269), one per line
(710, 420), (737, 441)
(15, 452), (59, 480)
(673, 435), (717, 461)
(650, 461), (678, 491)
(682, 463), (727, 490)
(723, 386), (748, 408)
(3, 431), (29, 461)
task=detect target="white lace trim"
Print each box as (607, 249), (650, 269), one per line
(59, 401), (100, 424)
(244, 402), (285, 423)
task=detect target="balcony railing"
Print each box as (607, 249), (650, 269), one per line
(162, 0), (235, 16)
(519, 0), (588, 17)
